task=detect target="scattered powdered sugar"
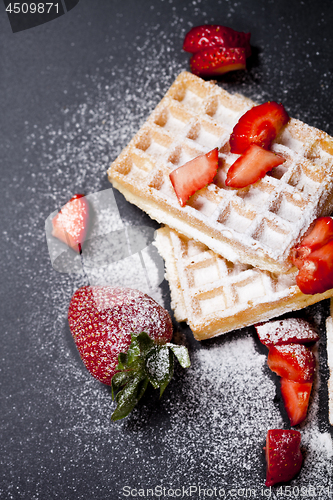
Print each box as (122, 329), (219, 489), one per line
(4, 18), (332, 500)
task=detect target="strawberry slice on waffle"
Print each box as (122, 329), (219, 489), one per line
(229, 101), (289, 154)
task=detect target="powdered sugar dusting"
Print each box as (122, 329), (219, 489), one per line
(256, 318), (319, 346)
(4, 16), (332, 500)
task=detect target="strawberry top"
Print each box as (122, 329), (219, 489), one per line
(68, 286), (173, 385)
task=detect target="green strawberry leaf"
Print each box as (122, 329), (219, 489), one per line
(126, 335), (141, 366)
(111, 373), (148, 421)
(168, 344), (191, 368)
(117, 351), (128, 370)
(159, 349), (174, 397)
(111, 370), (134, 399)
(110, 331), (191, 421)
(136, 331), (155, 355)
(144, 346), (173, 391)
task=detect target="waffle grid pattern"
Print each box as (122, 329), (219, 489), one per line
(109, 72), (333, 272)
(155, 227), (333, 340)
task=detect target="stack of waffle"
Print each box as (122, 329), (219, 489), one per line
(108, 71), (333, 342)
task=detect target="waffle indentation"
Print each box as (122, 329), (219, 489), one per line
(269, 193), (306, 223)
(109, 72), (333, 272)
(218, 203), (256, 233)
(252, 219), (290, 251)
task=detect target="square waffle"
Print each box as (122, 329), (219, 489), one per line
(108, 71), (333, 273)
(154, 226), (333, 341)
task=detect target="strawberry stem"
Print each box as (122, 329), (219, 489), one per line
(110, 331), (190, 421)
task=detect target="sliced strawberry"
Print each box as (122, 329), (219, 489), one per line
(225, 144), (285, 188)
(229, 102), (290, 154)
(169, 148), (219, 206)
(267, 344), (315, 383)
(189, 47), (246, 77)
(295, 240), (333, 294)
(280, 378), (312, 426)
(183, 25), (251, 57)
(52, 194), (89, 253)
(264, 429), (303, 486)
(255, 318), (319, 347)
(292, 216), (333, 269)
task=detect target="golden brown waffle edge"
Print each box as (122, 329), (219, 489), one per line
(108, 71), (333, 273)
(154, 226), (333, 341)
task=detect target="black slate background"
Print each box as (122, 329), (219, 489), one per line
(1, 1), (333, 499)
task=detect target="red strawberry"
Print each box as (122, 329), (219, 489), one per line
(264, 429), (303, 486)
(169, 147), (219, 206)
(295, 240), (333, 294)
(280, 378), (312, 426)
(255, 318), (319, 347)
(68, 286), (173, 384)
(292, 217), (333, 269)
(225, 144), (285, 188)
(183, 25), (251, 58)
(294, 217), (333, 256)
(267, 344), (315, 383)
(68, 286), (190, 420)
(190, 47), (246, 77)
(291, 217), (333, 294)
(52, 194), (89, 253)
(229, 102), (290, 154)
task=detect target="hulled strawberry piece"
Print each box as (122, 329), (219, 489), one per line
(264, 429), (303, 486)
(292, 217), (333, 268)
(52, 194), (89, 253)
(295, 240), (333, 294)
(280, 378), (312, 426)
(68, 286), (190, 420)
(267, 344), (315, 383)
(229, 102), (290, 154)
(255, 318), (319, 347)
(301, 217), (333, 248)
(190, 47), (246, 77)
(183, 25), (251, 58)
(225, 144), (285, 188)
(169, 148), (219, 206)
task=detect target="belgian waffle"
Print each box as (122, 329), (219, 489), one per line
(154, 226), (333, 341)
(325, 299), (333, 425)
(108, 71), (333, 273)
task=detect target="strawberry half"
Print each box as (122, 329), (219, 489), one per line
(255, 318), (319, 347)
(225, 144), (285, 188)
(183, 25), (251, 58)
(264, 429), (303, 486)
(292, 217), (333, 269)
(291, 217), (333, 294)
(68, 286), (190, 420)
(280, 378), (312, 426)
(295, 240), (333, 295)
(52, 194), (89, 253)
(190, 47), (246, 77)
(295, 217), (333, 254)
(267, 344), (315, 383)
(229, 102), (290, 154)
(169, 147), (219, 206)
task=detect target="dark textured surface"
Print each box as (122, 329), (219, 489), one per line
(1, 1), (333, 499)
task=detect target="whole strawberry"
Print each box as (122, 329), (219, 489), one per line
(68, 286), (190, 420)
